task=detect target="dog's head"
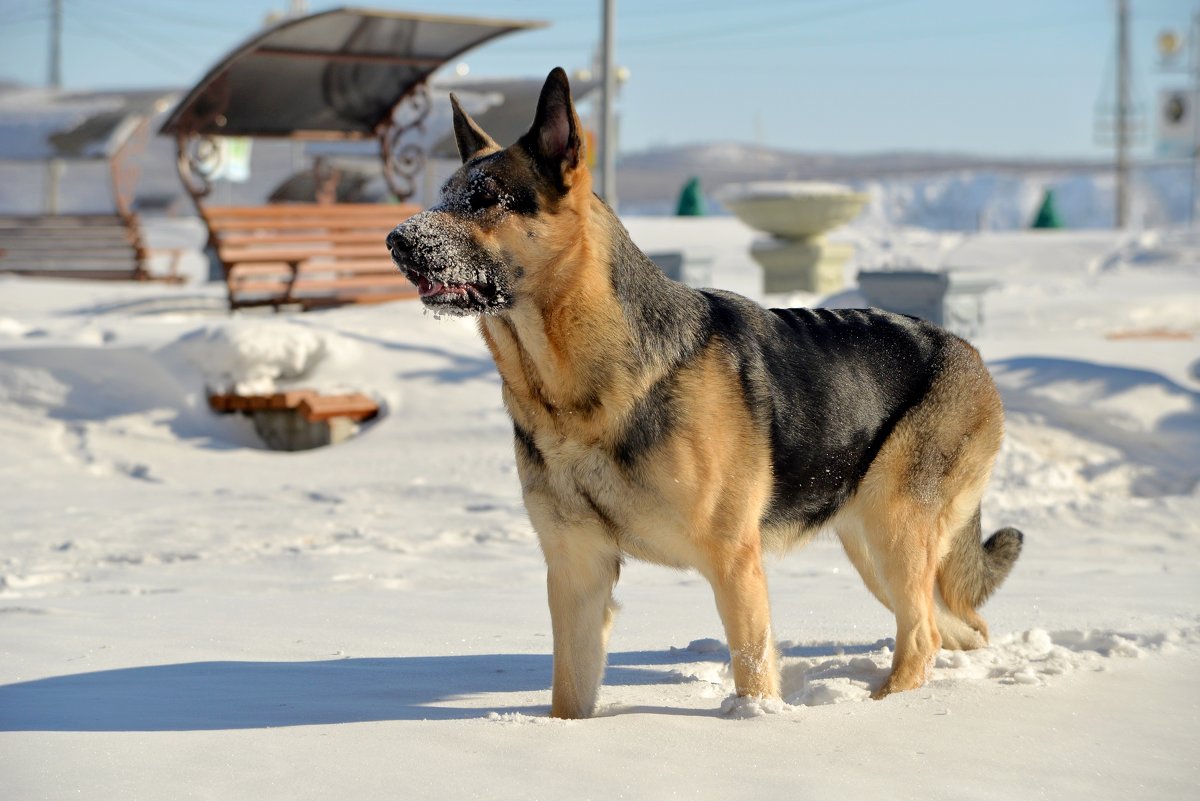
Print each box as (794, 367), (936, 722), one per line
(387, 67), (591, 316)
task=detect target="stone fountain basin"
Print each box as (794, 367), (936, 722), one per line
(719, 181), (869, 239)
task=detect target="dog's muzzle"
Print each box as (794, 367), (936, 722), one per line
(385, 216), (506, 313)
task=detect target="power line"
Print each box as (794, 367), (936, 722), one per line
(552, 0), (855, 24)
(620, 0), (915, 47)
(3, 10), (49, 27)
(62, 14), (197, 78)
(67, 0), (248, 32)
(634, 7), (1113, 50)
(69, 0), (218, 62)
(506, 5), (1107, 55)
(2, 0), (47, 15)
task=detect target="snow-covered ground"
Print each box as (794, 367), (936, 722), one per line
(1, 219), (1198, 800)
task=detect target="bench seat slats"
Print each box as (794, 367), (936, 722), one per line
(0, 214), (131, 228)
(219, 231), (390, 247)
(232, 275), (415, 295)
(0, 268), (144, 281)
(0, 213), (154, 282)
(219, 244), (391, 263)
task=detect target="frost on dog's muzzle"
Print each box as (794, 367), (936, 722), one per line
(387, 211), (512, 315)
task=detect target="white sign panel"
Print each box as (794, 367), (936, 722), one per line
(214, 137), (253, 183)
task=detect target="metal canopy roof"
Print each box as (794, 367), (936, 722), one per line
(159, 7), (545, 140)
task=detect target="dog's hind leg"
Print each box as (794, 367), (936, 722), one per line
(700, 536), (780, 700)
(538, 516), (622, 720)
(839, 493), (943, 699)
(873, 510), (943, 699)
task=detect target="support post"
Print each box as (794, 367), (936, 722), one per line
(49, 0), (62, 89)
(45, 0), (64, 214)
(598, 0), (618, 210)
(1115, 0), (1131, 228)
(1191, 11), (1200, 226)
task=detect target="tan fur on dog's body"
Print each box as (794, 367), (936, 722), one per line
(389, 69), (1022, 718)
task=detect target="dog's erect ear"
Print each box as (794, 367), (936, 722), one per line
(522, 67), (584, 189)
(450, 93), (499, 164)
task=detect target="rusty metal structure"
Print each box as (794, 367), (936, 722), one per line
(159, 7), (544, 208)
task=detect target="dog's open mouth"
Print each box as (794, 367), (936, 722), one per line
(402, 268), (498, 313)
(415, 275), (485, 303)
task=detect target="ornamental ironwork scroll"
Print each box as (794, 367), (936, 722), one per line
(169, 75), (232, 208)
(174, 133), (226, 204)
(378, 82), (431, 202)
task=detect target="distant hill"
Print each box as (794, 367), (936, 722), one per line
(615, 141), (1111, 211)
(614, 142), (1190, 228)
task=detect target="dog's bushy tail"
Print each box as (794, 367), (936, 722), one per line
(939, 507), (1024, 612)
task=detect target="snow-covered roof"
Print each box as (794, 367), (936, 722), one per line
(0, 88), (177, 161)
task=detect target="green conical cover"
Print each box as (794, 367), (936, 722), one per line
(1031, 189), (1063, 229)
(676, 176), (705, 216)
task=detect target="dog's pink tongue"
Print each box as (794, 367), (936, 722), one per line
(418, 277), (444, 298)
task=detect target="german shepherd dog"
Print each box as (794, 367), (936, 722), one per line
(387, 68), (1023, 718)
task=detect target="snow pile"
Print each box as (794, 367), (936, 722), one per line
(161, 320), (360, 395)
(858, 168), (1189, 231)
(0, 316), (31, 338)
(688, 626), (1200, 718)
(485, 711), (564, 726)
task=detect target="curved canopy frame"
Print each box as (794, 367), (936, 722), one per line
(160, 7), (543, 202)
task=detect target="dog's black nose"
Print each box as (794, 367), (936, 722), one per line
(386, 227), (404, 255)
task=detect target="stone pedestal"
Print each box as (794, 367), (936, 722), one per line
(750, 237), (855, 294)
(719, 182), (868, 297)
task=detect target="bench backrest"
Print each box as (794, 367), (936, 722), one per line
(202, 203), (420, 310)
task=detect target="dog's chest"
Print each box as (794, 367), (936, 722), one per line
(540, 435), (628, 507)
(530, 434), (695, 567)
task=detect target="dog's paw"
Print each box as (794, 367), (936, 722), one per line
(719, 694), (793, 718)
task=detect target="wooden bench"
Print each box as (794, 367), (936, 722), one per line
(207, 389), (380, 451)
(207, 389), (379, 422)
(202, 203), (421, 311)
(0, 213), (176, 281)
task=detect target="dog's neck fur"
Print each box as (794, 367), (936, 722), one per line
(480, 188), (707, 431)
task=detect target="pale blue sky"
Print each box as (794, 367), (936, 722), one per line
(1, 0), (1194, 157)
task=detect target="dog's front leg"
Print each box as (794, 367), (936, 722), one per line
(536, 514), (621, 719)
(703, 540), (780, 701)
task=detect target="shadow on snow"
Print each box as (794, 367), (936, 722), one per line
(992, 356), (1200, 497)
(0, 650), (692, 731)
(0, 641), (889, 731)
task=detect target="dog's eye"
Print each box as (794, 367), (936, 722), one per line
(463, 173), (505, 213)
(468, 184), (500, 212)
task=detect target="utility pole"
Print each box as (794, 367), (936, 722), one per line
(598, 0), (618, 209)
(1115, 0), (1132, 228)
(49, 0), (62, 88)
(46, 0), (64, 214)
(1191, 11), (1200, 225)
